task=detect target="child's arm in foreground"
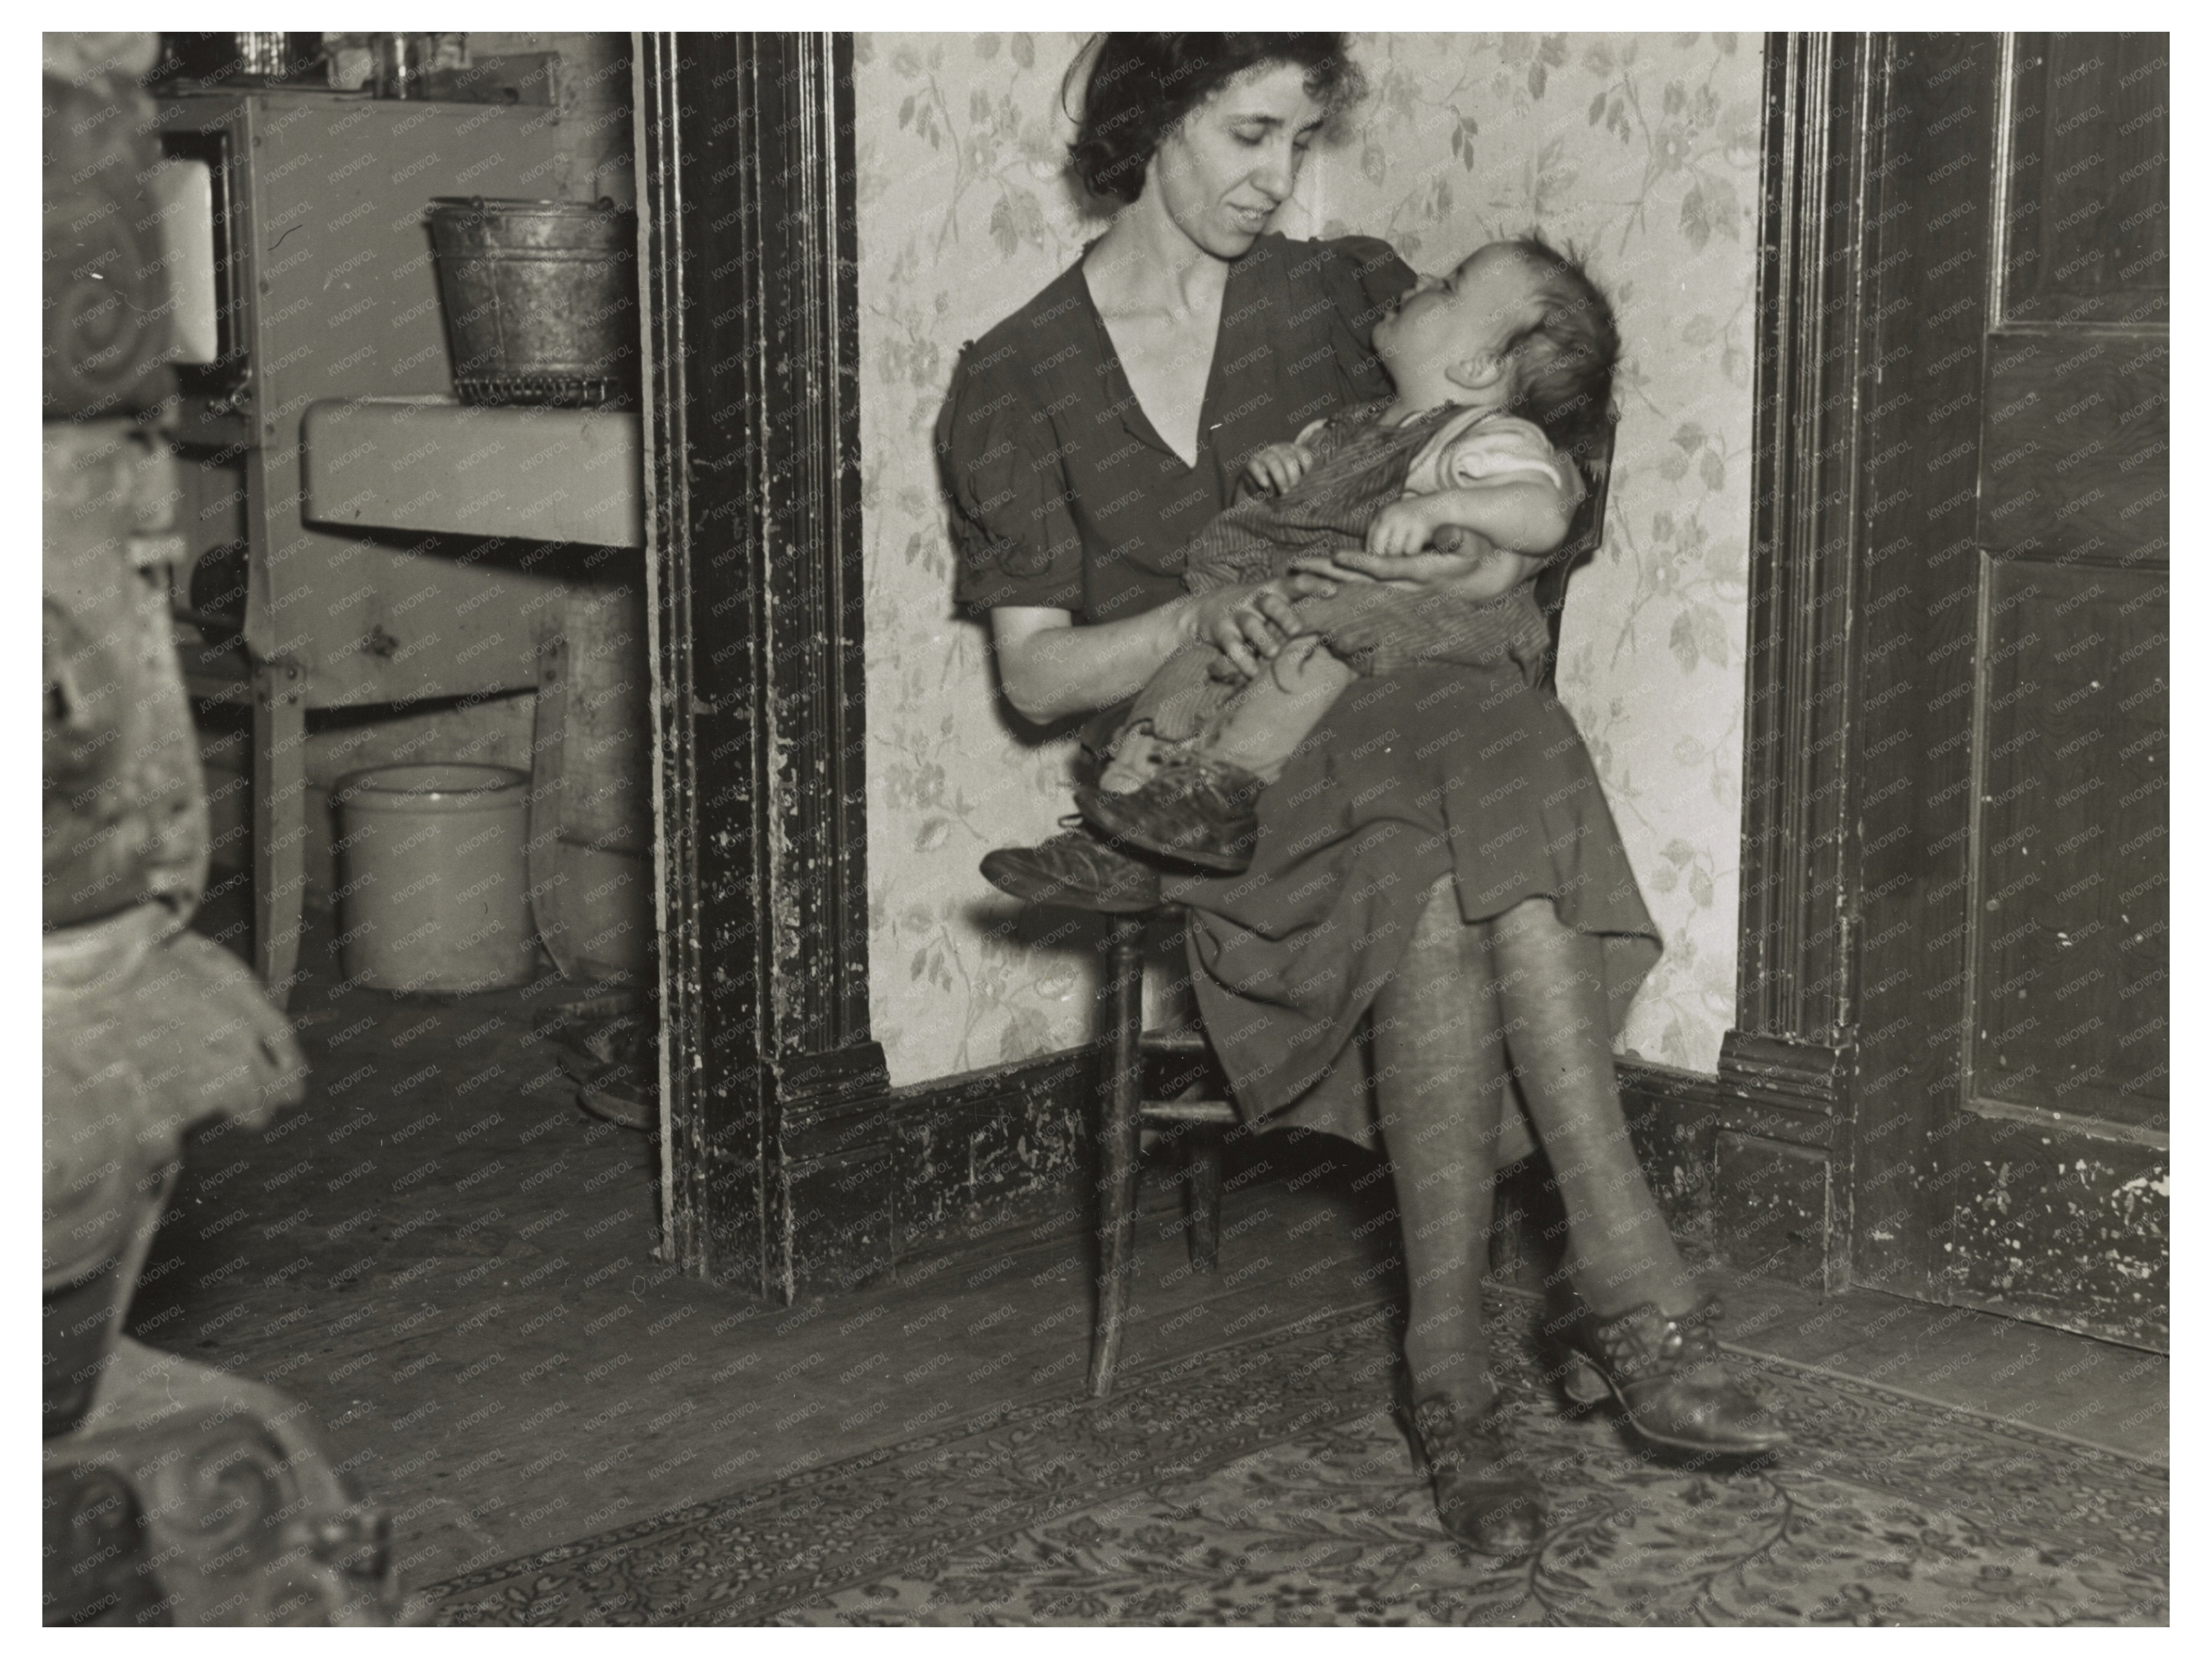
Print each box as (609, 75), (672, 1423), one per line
(1282, 465), (1580, 677)
(1360, 476), (1576, 600)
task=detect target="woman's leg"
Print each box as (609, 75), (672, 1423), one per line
(1370, 884), (1516, 1407)
(1487, 894), (1789, 1454)
(1487, 894), (1697, 1318)
(1373, 886), (1550, 1552)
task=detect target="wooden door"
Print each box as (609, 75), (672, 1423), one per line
(1850, 33), (2167, 1348)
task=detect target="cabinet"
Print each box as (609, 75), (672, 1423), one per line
(157, 89), (573, 1002)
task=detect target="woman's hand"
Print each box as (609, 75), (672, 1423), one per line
(1244, 442), (1314, 497)
(1303, 525), (1523, 596)
(1288, 553), (1380, 589)
(1184, 573), (1336, 680)
(1295, 526), (1495, 590)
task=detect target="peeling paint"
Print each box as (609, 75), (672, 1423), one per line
(1953, 1117), (2166, 1348)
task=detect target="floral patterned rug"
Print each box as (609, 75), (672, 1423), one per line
(423, 1296), (2167, 1626)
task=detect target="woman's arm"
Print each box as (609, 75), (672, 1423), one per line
(991, 604), (1189, 723)
(992, 579), (1328, 723)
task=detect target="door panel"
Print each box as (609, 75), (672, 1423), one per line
(1998, 33), (2169, 328)
(1848, 33), (2005, 1305)
(1975, 335), (2168, 551)
(1851, 32), (2166, 1349)
(1971, 558), (2166, 1124)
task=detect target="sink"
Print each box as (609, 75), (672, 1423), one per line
(301, 396), (642, 549)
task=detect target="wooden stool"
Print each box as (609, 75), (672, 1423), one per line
(1089, 907), (1237, 1398)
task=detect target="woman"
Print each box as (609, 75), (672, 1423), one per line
(938, 33), (1783, 1558)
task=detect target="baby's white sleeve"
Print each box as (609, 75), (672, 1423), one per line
(1438, 416), (1574, 498)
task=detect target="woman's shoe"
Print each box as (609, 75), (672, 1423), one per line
(1561, 1296), (1789, 1457)
(1409, 1391), (1544, 1558)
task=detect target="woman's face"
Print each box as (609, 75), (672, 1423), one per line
(1146, 62), (1327, 260)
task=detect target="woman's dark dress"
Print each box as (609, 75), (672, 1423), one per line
(940, 233), (1660, 1150)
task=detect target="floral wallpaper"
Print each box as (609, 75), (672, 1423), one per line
(855, 33), (1763, 1084)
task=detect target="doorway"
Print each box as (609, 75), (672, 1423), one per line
(633, 33), (2169, 1345)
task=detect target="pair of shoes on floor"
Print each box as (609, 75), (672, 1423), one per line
(979, 754), (1267, 914)
(1409, 1297), (1788, 1556)
(1560, 1295), (1790, 1458)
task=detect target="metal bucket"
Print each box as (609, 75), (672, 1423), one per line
(425, 196), (638, 408)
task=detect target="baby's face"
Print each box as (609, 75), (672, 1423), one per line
(1374, 244), (1546, 386)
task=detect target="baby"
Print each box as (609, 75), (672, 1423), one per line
(985, 234), (1618, 907)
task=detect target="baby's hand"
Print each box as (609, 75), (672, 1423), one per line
(1245, 442), (1314, 497)
(1364, 497), (1446, 558)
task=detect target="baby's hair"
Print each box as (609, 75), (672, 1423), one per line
(1494, 233), (1620, 489)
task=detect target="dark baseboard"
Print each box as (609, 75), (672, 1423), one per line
(1618, 1040), (1858, 1295)
(779, 1042), (1803, 1301)
(1493, 1055), (1841, 1287)
(778, 1048), (1096, 1298)
(1614, 1058), (1728, 1249)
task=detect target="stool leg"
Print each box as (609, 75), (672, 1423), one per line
(1185, 1135), (1222, 1274)
(1088, 916), (1146, 1399)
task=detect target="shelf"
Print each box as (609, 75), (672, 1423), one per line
(300, 396), (643, 550)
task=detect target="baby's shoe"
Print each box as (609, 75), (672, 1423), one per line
(1074, 754), (1266, 873)
(980, 821), (1162, 914)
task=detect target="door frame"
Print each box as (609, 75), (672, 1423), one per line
(1695, 31), (1888, 1296)
(628, 29), (1889, 1301)
(634, 33), (889, 1298)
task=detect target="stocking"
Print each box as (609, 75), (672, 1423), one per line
(1488, 895), (1697, 1317)
(1370, 883), (1528, 1407)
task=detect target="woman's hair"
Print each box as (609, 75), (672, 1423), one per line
(1065, 33), (1364, 205)
(1495, 233), (1621, 488)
